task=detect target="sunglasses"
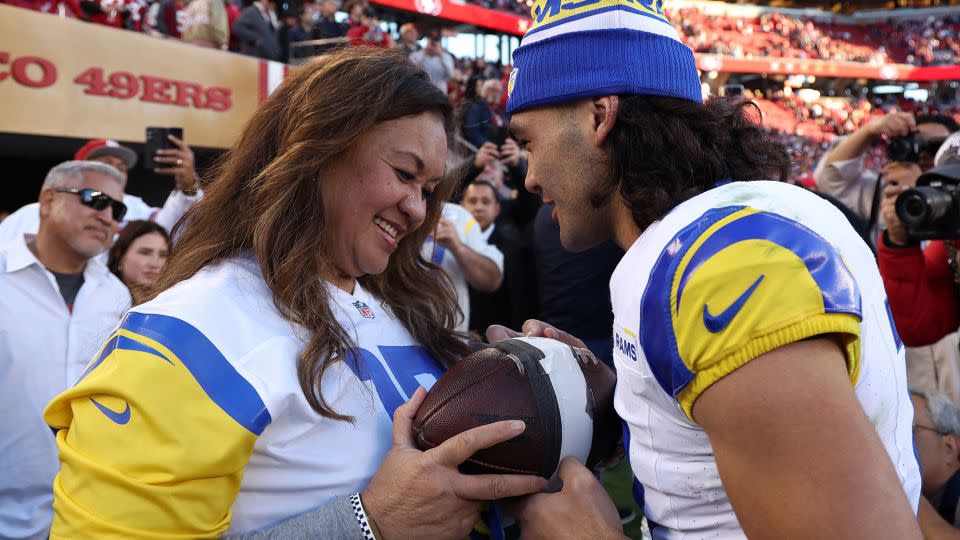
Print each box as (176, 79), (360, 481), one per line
(55, 188), (127, 221)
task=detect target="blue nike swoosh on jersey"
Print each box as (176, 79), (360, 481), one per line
(90, 398), (131, 425)
(702, 275), (765, 333)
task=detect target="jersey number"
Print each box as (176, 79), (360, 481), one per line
(343, 346), (444, 416)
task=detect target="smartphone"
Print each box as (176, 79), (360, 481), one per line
(489, 125), (509, 147)
(144, 127), (184, 169)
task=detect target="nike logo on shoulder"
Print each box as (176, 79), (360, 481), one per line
(702, 275), (765, 333)
(90, 397), (131, 425)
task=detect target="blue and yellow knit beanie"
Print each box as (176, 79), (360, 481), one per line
(505, 0), (702, 114)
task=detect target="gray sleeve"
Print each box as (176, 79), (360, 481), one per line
(813, 154), (878, 221)
(221, 495), (362, 540)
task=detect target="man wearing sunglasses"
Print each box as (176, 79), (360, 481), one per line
(0, 161), (132, 540)
(0, 137), (202, 247)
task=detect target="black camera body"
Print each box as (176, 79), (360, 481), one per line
(887, 132), (924, 163)
(896, 164), (960, 241)
(887, 132), (947, 163)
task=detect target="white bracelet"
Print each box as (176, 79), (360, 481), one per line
(349, 492), (378, 540)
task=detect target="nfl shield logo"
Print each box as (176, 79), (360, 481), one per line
(353, 300), (375, 319)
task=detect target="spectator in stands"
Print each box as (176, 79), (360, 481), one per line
(181, 0), (229, 48)
(421, 202), (504, 332)
(154, 0), (187, 38)
(346, 6), (390, 47)
(0, 161), (131, 540)
(312, 0), (346, 39)
(410, 34), (454, 93)
(462, 78), (505, 149)
(225, 0), (242, 50)
(232, 0), (281, 60)
(814, 111), (958, 245)
(394, 22), (419, 56)
(276, 7), (300, 62)
(461, 179), (538, 333)
(107, 219), (171, 302)
(912, 390), (960, 527)
(0, 138), (202, 247)
(287, 3), (313, 43)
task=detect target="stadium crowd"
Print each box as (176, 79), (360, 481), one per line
(3, 0), (960, 65)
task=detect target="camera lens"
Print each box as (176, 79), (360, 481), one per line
(896, 187), (953, 227)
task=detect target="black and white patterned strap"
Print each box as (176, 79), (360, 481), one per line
(350, 492), (378, 540)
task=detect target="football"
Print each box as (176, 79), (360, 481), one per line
(412, 337), (620, 478)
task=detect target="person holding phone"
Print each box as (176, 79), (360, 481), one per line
(44, 47), (545, 539)
(462, 78), (506, 149)
(0, 136), (202, 247)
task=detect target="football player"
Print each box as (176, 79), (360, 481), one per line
(487, 0), (923, 538)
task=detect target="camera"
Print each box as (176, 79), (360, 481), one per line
(887, 132), (946, 163)
(896, 164), (960, 240)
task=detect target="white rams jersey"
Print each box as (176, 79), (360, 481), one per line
(421, 203), (504, 332)
(44, 255), (470, 537)
(611, 181), (920, 539)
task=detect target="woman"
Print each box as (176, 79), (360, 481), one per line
(107, 219), (171, 301)
(44, 48), (544, 539)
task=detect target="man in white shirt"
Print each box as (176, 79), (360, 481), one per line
(0, 161), (132, 540)
(410, 36), (455, 93)
(0, 138), (203, 246)
(421, 202), (503, 332)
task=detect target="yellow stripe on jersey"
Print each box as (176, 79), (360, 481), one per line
(638, 206), (863, 421)
(464, 217), (478, 236)
(44, 312), (270, 539)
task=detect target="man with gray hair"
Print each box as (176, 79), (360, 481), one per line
(912, 390), (960, 528)
(0, 161), (132, 540)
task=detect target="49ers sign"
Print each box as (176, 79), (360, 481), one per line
(0, 4), (285, 148)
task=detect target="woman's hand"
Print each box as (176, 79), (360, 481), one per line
(154, 134), (199, 192)
(361, 388), (548, 539)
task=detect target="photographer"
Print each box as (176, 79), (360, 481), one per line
(879, 162), (960, 347)
(814, 111), (957, 246)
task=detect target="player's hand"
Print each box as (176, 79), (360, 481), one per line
(154, 134), (199, 192)
(867, 112), (916, 139)
(506, 457), (626, 540)
(881, 182), (911, 246)
(474, 142), (500, 168)
(435, 217), (462, 251)
(362, 388), (548, 540)
(486, 319), (588, 349)
(499, 138), (521, 167)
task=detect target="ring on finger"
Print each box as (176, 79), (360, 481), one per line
(176, 158), (183, 166)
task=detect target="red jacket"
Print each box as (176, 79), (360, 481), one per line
(346, 24), (391, 47)
(878, 235), (960, 347)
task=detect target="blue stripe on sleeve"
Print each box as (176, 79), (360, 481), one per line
(885, 300), (904, 351)
(120, 312), (272, 436)
(640, 206), (742, 398)
(675, 211), (861, 318)
(77, 333), (172, 382)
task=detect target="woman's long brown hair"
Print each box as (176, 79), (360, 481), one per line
(145, 48), (467, 420)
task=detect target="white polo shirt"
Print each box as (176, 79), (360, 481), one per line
(421, 203), (504, 332)
(0, 234), (130, 540)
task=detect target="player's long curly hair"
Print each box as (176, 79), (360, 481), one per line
(596, 95), (792, 230)
(145, 48), (467, 420)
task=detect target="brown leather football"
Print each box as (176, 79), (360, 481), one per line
(412, 337), (619, 478)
